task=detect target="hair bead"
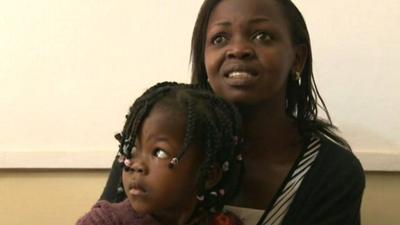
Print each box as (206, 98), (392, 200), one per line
(168, 157), (179, 169)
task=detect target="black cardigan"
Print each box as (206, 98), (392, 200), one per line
(281, 137), (365, 225)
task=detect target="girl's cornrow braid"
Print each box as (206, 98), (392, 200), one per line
(205, 128), (226, 211)
(128, 104), (149, 155)
(198, 124), (217, 199)
(177, 98), (196, 161)
(120, 82), (183, 156)
(211, 99), (235, 155)
(123, 103), (143, 138)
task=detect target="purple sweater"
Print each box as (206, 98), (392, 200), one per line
(76, 199), (160, 225)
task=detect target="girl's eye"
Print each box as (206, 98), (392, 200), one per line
(153, 148), (169, 159)
(253, 32), (272, 41)
(212, 34), (227, 45)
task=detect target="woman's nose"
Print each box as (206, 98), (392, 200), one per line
(226, 38), (255, 60)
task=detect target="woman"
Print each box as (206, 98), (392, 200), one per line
(101, 0), (365, 224)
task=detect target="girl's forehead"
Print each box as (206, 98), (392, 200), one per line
(151, 100), (185, 116)
(138, 104), (186, 139)
(149, 101), (185, 120)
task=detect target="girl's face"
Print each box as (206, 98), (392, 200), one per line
(204, 0), (302, 107)
(122, 104), (203, 222)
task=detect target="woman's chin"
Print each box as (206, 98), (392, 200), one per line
(225, 94), (264, 107)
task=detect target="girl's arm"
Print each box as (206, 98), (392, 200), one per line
(76, 201), (120, 225)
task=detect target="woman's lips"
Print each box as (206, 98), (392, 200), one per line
(228, 71), (254, 79)
(225, 71), (259, 86)
(222, 64), (259, 86)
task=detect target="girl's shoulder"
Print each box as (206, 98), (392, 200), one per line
(77, 199), (159, 225)
(76, 200), (122, 225)
(211, 211), (244, 225)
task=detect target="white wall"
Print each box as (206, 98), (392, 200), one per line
(1, 0), (399, 170)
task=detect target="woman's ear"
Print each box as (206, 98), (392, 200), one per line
(205, 164), (223, 189)
(292, 44), (308, 75)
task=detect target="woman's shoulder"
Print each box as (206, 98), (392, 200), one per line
(319, 135), (363, 170)
(309, 134), (365, 188)
(284, 135), (365, 225)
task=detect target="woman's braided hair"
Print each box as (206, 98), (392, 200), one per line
(115, 81), (243, 212)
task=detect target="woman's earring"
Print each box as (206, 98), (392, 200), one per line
(295, 71), (301, 86)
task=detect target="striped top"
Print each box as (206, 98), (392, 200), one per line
(258, 136), (321, 225)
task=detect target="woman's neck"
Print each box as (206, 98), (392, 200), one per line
(238, 103), (300, 155)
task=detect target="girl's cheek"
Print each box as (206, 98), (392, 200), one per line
(122, 170), (131, 183)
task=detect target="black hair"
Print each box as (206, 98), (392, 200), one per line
(115, 81), (243, 213)
(190, 0), (350, 149)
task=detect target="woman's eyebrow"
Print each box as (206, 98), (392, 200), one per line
(210, 17), (270, 27)
(210, 20), (231, 27)
(248, 17), (270, 24)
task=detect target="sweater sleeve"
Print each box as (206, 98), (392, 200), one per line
(76, 201), (121, 225)
(283, 139), (366, 225)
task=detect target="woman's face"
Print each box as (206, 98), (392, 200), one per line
(204, 0), (300, 107)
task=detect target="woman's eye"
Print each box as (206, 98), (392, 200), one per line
(253, 32), (272, 41)
(212, 35), (227, 45)
(153, 149), (169, 159)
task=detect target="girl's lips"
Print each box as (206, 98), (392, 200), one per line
(129, 187), (145, 196)
(129, 182), (147, 196)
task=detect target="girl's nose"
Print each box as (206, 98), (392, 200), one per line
(128, 157), (148, 175)
(130, 160), (148, 174)
(226, 38), (255, 60)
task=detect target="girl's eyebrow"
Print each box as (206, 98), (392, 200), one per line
(144, 135), (181, 148)
(144, 134), (171, 143)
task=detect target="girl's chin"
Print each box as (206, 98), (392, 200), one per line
(128, 200), (151, 216)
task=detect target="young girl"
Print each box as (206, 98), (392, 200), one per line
(78, 82), (244, 225)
